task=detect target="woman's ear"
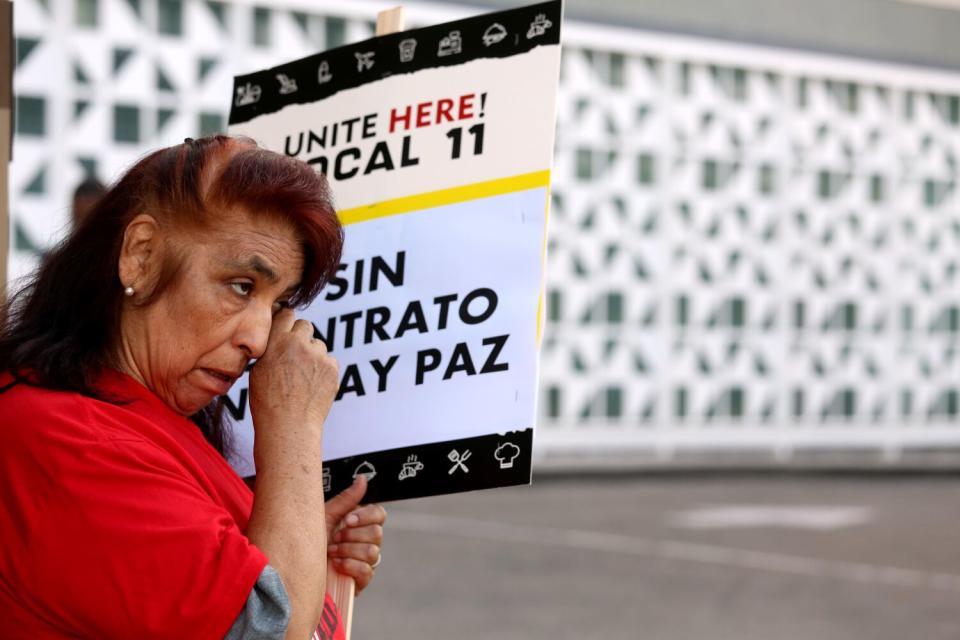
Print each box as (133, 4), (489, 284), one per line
(118, 213), (161, 295)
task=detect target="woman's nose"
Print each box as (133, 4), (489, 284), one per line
(234, 304), (273, 358)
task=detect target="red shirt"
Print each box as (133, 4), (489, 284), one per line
(0, 370), (344, 639)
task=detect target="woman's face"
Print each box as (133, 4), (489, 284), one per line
(120, 210), (304, 415)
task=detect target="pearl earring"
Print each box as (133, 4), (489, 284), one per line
(124, 286), (135, 297)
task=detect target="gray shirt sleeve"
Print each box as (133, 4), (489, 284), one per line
(224, 564), (291, 640)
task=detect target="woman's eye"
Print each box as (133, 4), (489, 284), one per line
(230, 282), (253, 296)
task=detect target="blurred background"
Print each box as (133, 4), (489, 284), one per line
(7, 0), (960, 637)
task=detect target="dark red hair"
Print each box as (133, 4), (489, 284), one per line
(0, 135), (342, 456)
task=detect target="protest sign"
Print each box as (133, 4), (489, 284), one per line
(227, 0), (561, 503)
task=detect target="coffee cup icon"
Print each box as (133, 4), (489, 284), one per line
(399, 38), (417, 63)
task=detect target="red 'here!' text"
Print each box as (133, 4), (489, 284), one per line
(389, 94), (478, 133)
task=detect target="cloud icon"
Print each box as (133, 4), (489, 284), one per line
(495, 442), (521, 469)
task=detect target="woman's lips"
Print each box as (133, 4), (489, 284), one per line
(199, 368), (236, 395)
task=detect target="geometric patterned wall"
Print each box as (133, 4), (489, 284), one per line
(11, 0), (960, 462)
(544, 34), (960, 461)
(10, 0), (378, 283)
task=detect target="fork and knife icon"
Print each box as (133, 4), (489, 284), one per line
(448, 449), (472, 474)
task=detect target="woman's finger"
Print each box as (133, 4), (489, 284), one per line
(325, 476), (368, 536)
(327, 542), (380, 565)
(340, 503), (386, 529)
(291, 318), (316, 338)
(268, 307), (296, 338)
(330, 557), (375, 594)
(332, 523), (383, 545)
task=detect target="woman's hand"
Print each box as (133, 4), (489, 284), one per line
(323, 475), (387, 594)
(249, 309), (339, 447)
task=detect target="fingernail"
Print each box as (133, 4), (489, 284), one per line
(346, 513), (360, 526)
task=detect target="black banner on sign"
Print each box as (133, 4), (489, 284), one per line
(228, 0), (561, 126)
(316, 428), (533, 503)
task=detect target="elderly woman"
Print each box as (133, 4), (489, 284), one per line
(0, 135), (385, 639)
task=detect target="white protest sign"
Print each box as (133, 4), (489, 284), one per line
(227, 1), (561, 502)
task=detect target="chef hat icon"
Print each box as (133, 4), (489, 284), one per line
(495, 442), (521, 469)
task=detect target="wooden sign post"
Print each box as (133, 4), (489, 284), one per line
(323, 9), (407, 639)
(375, 5), (405, 38)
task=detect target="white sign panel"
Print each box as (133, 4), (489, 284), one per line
(228, 1), (561, 502)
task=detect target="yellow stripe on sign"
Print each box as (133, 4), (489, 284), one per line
(336, 170), (552, 226)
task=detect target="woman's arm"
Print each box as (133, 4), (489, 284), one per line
(245, 310), (339, 639)
(227, 480), (377, 640)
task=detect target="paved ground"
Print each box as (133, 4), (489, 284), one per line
(351, 473), (960, 639)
